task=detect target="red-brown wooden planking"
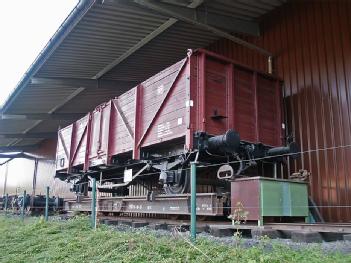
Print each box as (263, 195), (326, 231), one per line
(56, 124), (73, 171)
(140, 59), (188, 148)
(71, 114), (90, 167)
(109, 88), (136, 156)
(88, 101), (112, 167)
(233, 67), (257, 142)
(55, 114), (90, 172)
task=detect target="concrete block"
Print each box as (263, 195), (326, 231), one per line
(251, 228), (281, 239)
(167, 224), (177, 231)
(60, 215), (73, 220)
(178, 225), (190, 232)
(343, 234), (351, 241)
(132, 222), (149, 228)
(210, 227), (235, 237)
(278, 230), (292, 239)
(291, 231), (323, 243)
(196, 225), (208, 233)
(320, 232), (344, 242)
(167, 224), (189, 232)
(105, 220), (119, 226)
(149, 223), (168, 230)
(99, 219), (108, 224)
(119, 220), (132, 226)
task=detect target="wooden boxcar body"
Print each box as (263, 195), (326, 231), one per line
(55, 50), (297, 215)
(56, 49), (283, 172)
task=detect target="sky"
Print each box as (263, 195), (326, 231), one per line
(0, 0), (79, 107)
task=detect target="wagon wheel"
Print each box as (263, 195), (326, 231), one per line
(163, 165), (190, 195)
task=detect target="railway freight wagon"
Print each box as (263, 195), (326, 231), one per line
(56, 49), (306, 221)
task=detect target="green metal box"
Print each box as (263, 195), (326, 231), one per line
(231, 177), (308, 225)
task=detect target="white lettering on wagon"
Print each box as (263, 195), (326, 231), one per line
(157, 122), (173, 138)
(185, 100), (193, 107)
(177, 117), (183, 125)
(157, 84), (164, 95)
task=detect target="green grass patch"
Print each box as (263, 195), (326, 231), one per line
(0, 216), (349, 263)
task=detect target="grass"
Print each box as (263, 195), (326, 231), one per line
(0, 216), (350, 263)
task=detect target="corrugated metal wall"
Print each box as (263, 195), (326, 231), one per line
(0, 158), (74, 199)
(0, 159), (35, 196)
(209, 0), (351, 222)
(0, 139), (73, 200)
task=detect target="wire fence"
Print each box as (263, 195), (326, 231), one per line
(1, 143), (351, 241)
(59, 143), (351, 188)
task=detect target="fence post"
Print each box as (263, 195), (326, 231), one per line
(45, 186), (49, 221)
(91, 178), (97, 229)
(21, 190), (26, 221)
(190, 162), (197, 242)
(4, 193), (8, 216)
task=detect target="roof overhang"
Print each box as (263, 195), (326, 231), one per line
(0, 0), (286, 153)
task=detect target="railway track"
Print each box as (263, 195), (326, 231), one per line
(98, 215), (229, 227)
(96, 215), (351, 237)
(265, 223), (351, 233)
(2, 209), (350, 242)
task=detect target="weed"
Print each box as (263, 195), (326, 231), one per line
(0, 216), (349, 263)
(228, 201), (249, 247)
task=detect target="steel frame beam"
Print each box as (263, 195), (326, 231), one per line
(0, 145), (39, 153)
(0, 132), (57, 139)
(30, 77), (138, 89)
(94, 18), (177, 79)
(7, 87), (86, 148)
(94, 0), (204, 79)
(0, 113), (85, 121)
(137, 0), (260, 36)
(64, 193), (224, 216)
(133, 0), (272, 56)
